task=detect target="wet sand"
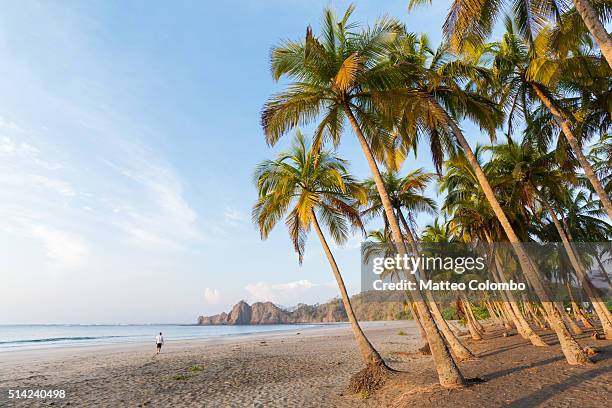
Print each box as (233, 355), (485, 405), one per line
(0, 320), (610, 407)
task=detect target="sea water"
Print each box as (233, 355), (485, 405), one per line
(0, 323), (326, 351)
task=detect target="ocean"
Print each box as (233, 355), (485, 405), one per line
(0, 323), (325, 351)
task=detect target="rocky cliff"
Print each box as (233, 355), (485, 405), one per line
(197, 291), (408, 325)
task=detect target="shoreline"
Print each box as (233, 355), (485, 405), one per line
(0, 321), (353, 356)
(1, 320), (609, 407)
(0, 321), (393, 365)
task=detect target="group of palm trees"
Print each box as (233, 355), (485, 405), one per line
(252, 3), (611, 391)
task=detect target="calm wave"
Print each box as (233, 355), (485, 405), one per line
(0, 323), (328, 351)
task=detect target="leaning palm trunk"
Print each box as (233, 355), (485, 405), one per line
(496, 301), (516, 330)
(462, 304), (483, 340)
(464, 297), (485, 333)
(524, 298), (548, 329)
(397, 209), (476, 360)
(428, 293), (477, 360)
(495, 264), (547, 345)
(572, 0), (612, 67)
(533, 187), (612, 338)
(531, 84), (612, 222)
(461, 295), (484, 340)
(573, 302), (595, 328)
(557, 301), (584, 334)
(488, 243), (548, 346)
(310, 210), (389, 369)
(595, 253), (612, 288)
(344, 105), (466, 387)
(409, 300), (431, 353)
(436, 100), (591, 365)
(567, 281), (595, 329)
(485, 299), (504, 327)
(555, 299), (584, 334)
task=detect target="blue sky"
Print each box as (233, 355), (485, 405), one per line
(0, 0), (496, 324)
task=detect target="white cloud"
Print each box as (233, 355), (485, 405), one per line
(203, 288), (221, 304)
(0, 116), (25, 135)
(224, 207), (247, 228)
(30, 175), (75, 197)
(224, 207), (245, 222)
(102, 153), (199, 250)
(244, 279), (337, 305)
(30, 225), (89, 268)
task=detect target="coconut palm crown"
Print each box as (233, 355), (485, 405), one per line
(252, 130), (366, 263)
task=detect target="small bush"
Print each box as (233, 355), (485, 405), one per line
(172, 374), (193, 381)
(397, 330), (407, 336)
(189, 365), (203, 373)
(358, 390), (369, 400)
(472, 305), (490, 320)
(395, 309), (413, 320)
(442, 306), (459, 320)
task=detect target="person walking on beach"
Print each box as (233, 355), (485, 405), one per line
(155, 332), (164, 354)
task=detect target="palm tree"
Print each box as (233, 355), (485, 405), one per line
(441, 149), (549, 346)
(554, 188), (612, 288)
(261, 6), (466, 387)
(489, 140), (612, 338)
(252, 131), (390, 378)
(489, 17), (612, 222)
(362, 170), (477, 360)
(421, 219), (488, 340)
(411, 0), (612, 67)
(362, 228), (432, 353)
(588, 134), (612, 197)
(383, 29), (589, 363)
(362, 169), (437, 222)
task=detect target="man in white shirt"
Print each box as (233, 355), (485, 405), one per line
(156, 332), (164, 354)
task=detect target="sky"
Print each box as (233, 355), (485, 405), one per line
(0, 0), (498, 324)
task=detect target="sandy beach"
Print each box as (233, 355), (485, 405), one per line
(1, 320), (610, 407)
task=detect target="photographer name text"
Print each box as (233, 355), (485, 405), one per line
(372, 279), (526, 291)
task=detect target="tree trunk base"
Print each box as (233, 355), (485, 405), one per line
(347, 362), (393, 394)
(567, 352), (594, 366)
(455, 353), (480, 363)
(528, 334), (548, 347)
(418, 343), (431, 355)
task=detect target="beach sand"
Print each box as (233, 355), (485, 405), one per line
(0, 320), (610, 407)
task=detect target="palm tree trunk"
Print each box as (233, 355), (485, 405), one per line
(567, 281), (595, 328)
(487, 242), (548, 346)
(595, 252), (612, 288)
(344, 104), (466, 387)
(524, 298), (548, 329)
(572, 0), (612, 67)
(435, 99), (591, 365)
(464, 297), (485, 332)
(409, 300), (431, 353)
(429, 293), (477, 359)
(396, 208), (476, 360)
(495, 299), (516, 330)
(533, 186), (612, 338)
(461, 296), (483, 340)
(531, 83), (612, 222)
(534, 307), (548, 329)
(310, 209), (388, 369)
(497, 302), (517, 330)
(485, 299), (503, 326)
(557, 301), (584, 334)
(573, 302), (596, 328)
